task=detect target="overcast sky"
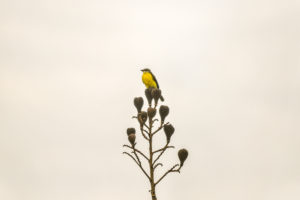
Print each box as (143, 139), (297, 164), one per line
(1, 0), (300, 200)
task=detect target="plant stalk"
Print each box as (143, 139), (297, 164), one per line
(149, 116), (157, 200)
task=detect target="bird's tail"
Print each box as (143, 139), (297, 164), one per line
(160, 95), (164, 102)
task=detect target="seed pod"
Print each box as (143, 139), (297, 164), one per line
(126, 128), (136, 136)
(164, 124), (175, 143)
(134, 97), (144, 113)
(145, 88), (153, 106)
(128, 134), (136, 146)
(138, 111), (148, 125)
(151, 89), (161, 106)
(178, 149), (188, 167)
(159, 105), (169, 123)
(147, 107), (156, 119)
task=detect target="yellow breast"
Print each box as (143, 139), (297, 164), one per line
(142, 72), (157, 88)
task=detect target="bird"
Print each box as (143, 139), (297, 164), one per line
(141, 68), (164, 101)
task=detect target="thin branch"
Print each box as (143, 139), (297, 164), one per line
(144, 123), (150, 130)
(152, 122), (169, 135)
(153, 145), (175, 154)
(153, 163), (163, 170)
(132, 148), (142, 165)
(123, 145), (149, 161)
(123, 152), (151, 181)
(140, 127), (149, 140)
(155, 164), (181, 186)
(123, 152), (139, 165)
(143, 129), (149, 134)
(131, 145), (146, 178)
(132, 116), (149, 139)
(153, 143), (171, 165)
(153, 119), (159, 124)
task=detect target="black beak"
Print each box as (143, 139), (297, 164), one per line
(141, 69), (144, 72)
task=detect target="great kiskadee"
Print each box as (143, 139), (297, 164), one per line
(141, 68), (164, 101)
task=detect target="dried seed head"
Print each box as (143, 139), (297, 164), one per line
(145, 88), (153, 106)
(134, 97), (144, 113)
(164, 124), (175, 143)
(138, 111), (148, 125)
(126, 128), (136, 136)
(128, 134), (136, 146)
(159, 105), (169, 123)
(178, 149), (188, 167)
(151, 89), (161, 106)
(147, 107), (156, 119)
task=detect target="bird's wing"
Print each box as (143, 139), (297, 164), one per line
(150, 72), (160, 88)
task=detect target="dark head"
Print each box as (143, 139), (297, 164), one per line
(141, 68), (151, 72)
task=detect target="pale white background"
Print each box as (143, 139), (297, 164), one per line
(1, 0), (300, 200)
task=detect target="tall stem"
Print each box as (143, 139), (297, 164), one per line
(149, 116), (157, 200)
